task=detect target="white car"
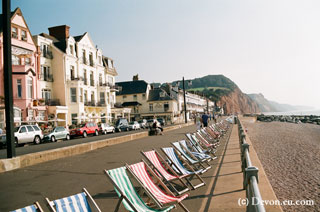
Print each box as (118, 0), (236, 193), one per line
(128, 121), (141, 130)
(13, 125), (43, 146)
(99, 123), (115, 134)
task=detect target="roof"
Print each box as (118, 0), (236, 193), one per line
(74, 33), (85, 42)
(148, 88), (174, 102)
(122, 101), (142, 107)
(116, 80), (148, 95)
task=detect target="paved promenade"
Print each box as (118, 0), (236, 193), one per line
(0, 121), (281, 211)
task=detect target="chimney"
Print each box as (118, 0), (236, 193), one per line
(133, 74), (139, 81)
(48, 25), (70, 40)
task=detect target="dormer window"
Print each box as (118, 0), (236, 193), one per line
(12, 27), (18, 39)
(160, 91), (166, 98)
(69, 45), (74, 55)
(21, 30), (27, 41)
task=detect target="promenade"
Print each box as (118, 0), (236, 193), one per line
(0, 121), (280, 212)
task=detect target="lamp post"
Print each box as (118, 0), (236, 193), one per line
(181, 77), (192, 123)
(3, 0), (16, 158)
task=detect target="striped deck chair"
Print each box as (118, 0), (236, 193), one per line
(197, 130), (219, 148)
(186, 133), (216, 157)
(194, 132), (217, 153)
(127, 162), (190, 212)
(45, 188), (101, 212)
(141, 150), (190, 195)
(161, 147), (205, 190)
(105, 167), (175, 212)
(171, 141), (211, 173)
(200, 128), (220, 146)
(179, 140), (215, 161)
(11, 202), (44, 212)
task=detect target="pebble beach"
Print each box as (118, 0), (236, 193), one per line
(242, 118), (320, 212)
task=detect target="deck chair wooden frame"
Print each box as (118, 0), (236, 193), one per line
(197, 130), (219, 148)
(141, 149), (190, 195)
(178, 139), (216, 162)
(11, 202), (44, 212)
(45, 188), (101, 212)
(192, 133), (217, 154)
(161, 147), (205, 190)
(126, 161), (190, 212)
(105, 167), (175, 212)
(200, 128), (220, 146)
(186, 133), (216, 157)
(171, 141), (211, 173)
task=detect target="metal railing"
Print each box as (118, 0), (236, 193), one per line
(236, 117), (266, 212)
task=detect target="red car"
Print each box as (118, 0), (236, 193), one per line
(69, 122), (99, 138)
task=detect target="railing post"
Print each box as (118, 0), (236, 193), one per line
(244, 166), (260, 212)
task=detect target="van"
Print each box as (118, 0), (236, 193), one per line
(115, 118), (129, 132)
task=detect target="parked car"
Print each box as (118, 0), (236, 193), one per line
(115, 118), (129, 132)
(138, 119), (147, 129)
(128, 121), (141, 130)
(43, 126), (70, 142)
(99, 123), (115, 134)
(69, 122), (99, 138)
(0, 125), (43, 147)
(157, 118), (166, 126)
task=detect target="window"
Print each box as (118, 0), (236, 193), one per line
(142, 94), (146, 100)
(84, 90), (88, 103)
(160, 92), (166, 98)
(19, 126), (27, 133)
(123, 95), (127, 100)
(133, 95), (137, 100)
(71, 113), (77, 125)
(17, 79), (22, 98)
(27, 126), (34, 132)
(42, 89), (51, 101)
(82, 50), (86, 64)
(89, 52), (94, 66)
(70, 88), (77, 103)
(12, 55), (20, 65)
(12, 27), (18, 38)
(164, 102), (169, 112)
(41, 43), (49, 57)
(83, 69), (87, 85)
(70, 65), (75, 80)
(25, 57), (31, 65)
(91, 91), (95, 103)
(107, 59), (113, 68)
(99, 74), (103, 85)
(90, 72), (94, 86)
(27, 77), (33, 99)
(80, 88), (83, 102)
(21, 30), (27, 41)
(108, 76), (114, 85)
(69, 45), (74, 55)
(41, 66), (51, 81)
(100, 92), (105, 104)
(37, 111), (45, 121)
(149, 103), (153, 112)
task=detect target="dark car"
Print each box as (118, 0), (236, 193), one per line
(115, 118), (129, 132)
(157, 118), (166, 126)
(69, 122), (99, 138)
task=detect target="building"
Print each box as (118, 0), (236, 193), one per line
(34, 25), (117, 125)
(0, 8), (45, 126)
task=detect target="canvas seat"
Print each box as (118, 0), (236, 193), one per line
(105, 166), (175, 212)
(179, 139), (215, 161)
(45, 188), (101, 212)
(141, 150), (190, 195)
(186, 133), (216, 157)
(10, 202), (44, 212)
(127, 162), (190, 212)
(161, 147), (205, 190)
(171, 141), (211, 173)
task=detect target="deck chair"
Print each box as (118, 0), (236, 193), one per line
(196, 130), (219, 148)
(194, 133), (217, 153)
(161, 147), (205, 190)
(126, 161), (190, 212)
(11, 202), (44, 212)
(179, 140), (215, 161)
(105, 167), (175, 212)
(171, 141), (211, 173)
(141, 150), (190, 195)
(200, 128), (220, 146)
(186, 133), (216, 157)
(45, 188), (101, 212)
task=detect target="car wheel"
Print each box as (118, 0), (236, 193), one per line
(126, 127), (129, 131)
(95, 130), (99, 136)
(112, 129), (115, 133)
(104, 130), (107, 135)
(83, 131), (87, 138)
(34, 136), (41, 145)
(66, 134), (70, 140)
(51, 136), (56, 142)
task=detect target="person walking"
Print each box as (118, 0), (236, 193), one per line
(195, 113), (202, 131)
(201, 113), (209, 127)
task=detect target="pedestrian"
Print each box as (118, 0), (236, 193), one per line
(201, 113), (209, 128)
(195, 113), (202, 131)
(212, 111), (216, 123)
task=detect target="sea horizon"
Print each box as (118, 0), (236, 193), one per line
(262, 109), (320, 116)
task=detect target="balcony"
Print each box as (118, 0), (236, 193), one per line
(40, 74), (54, 82)
(84, 101), (96, 107)
(43, 50), (53, 59)
(97, 101), (106, 107)
(45, 99), (61, 106)
(70, 76), (83, 81)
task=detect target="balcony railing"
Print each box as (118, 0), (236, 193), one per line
(43, 50), (53, 59)
(97, 101), (106, 107)
(84, 101), (96, 107)
(45, 99), (60, 106)
(40, 74), (54, 82)
(70, 76), (83, 81)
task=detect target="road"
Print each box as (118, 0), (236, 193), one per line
(0, 123), (231, 212)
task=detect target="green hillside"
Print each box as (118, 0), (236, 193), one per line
(172, 75), (237, 101)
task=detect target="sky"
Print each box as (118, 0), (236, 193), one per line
(6, 0), (320, 108)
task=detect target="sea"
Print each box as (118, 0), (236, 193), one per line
(263, 109), (320, 116)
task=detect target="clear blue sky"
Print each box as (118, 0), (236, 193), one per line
(7, 0), (320, 108)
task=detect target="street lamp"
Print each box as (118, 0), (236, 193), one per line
(181, 77), (192, 123)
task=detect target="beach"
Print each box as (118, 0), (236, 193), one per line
(242, 118), (320, 212)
